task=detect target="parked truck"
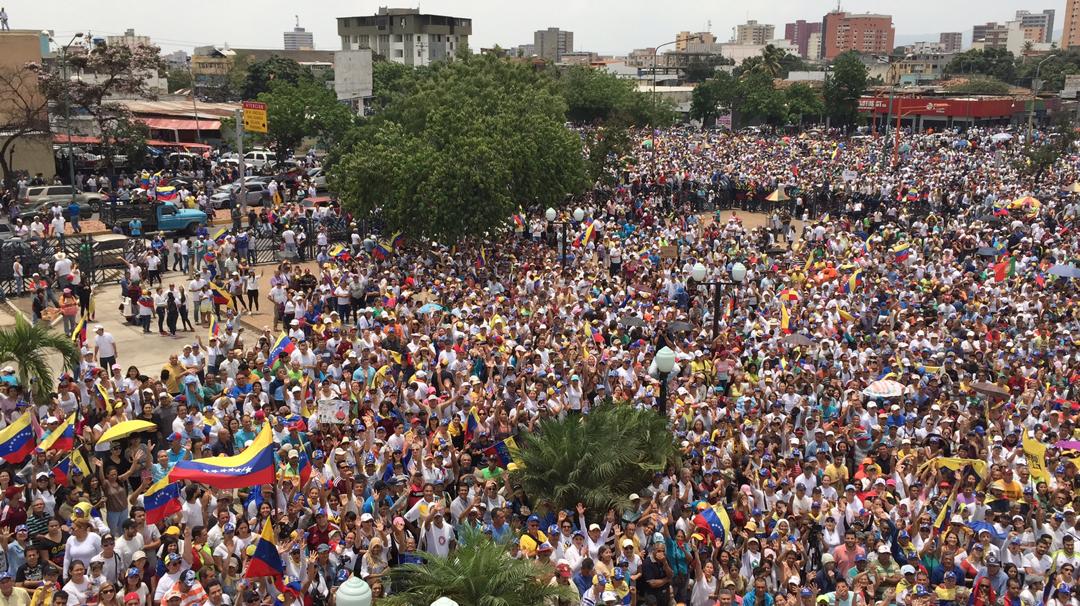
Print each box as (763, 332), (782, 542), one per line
(101, 202), (208, 235)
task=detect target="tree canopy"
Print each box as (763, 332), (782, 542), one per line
(243, 55), (317, 99)
(946, 77), (1012, 95)
(944, 47), (1018, 84)
(0, 62), (49, 185)
(691, 72), (823, 128)
(330, 55), (587, 243)
(824, 51), (868, 128)
(256, 79), (355, 160)
(557, 65), (673, 126)
(734, 44), (808, 79)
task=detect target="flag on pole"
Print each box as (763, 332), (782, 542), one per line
(780, 302), (791, 333)
(244, 518), (285, 578)
(39, 413), (75, 453)
(208, 316), (220, 341)
(208, 281), (236, 310)
(71, 313), (88, 344)
(144, 475), (182, 525)
(692, 504), (732, 545)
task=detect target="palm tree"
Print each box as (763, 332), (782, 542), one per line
(756, 44), (787, 78)
(0, 315), (80, 404)
(515, 403), (678, 515)
(384, 530), (575, 606)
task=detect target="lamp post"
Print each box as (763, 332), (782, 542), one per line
(654, 346), (676, 416)
(1027, 54), (1056, 147)
(45, 31), (84, 202)
(690, 261), (747, 339)
(545, 206), (584, 268)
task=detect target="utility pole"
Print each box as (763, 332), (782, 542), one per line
(235, 108), (246, 212)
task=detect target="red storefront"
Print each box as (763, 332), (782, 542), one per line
(858, 95), (1058, 131)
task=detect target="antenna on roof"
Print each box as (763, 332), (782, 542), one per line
(295, 14), (299, 28)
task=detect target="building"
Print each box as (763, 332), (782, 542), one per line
(821, 12), (895, 59)
(334, 49), (373, 114)
(105, 28), (151, 50)
(533, 27), (573, 62)
(719, 40), (799, 63)
(972, 22), (1009, 49)
(1065, 0), (1080, 48)
(1015, 9), (1055, 43)
(735, 21), (775, 45)
(163, 50), (189, 70)
(284, 18), (314, 51)
(940, 32), (962, 53)
(888, 52), (953, 85)
(1005, 19), (1054, 56)
(191, 46), (335, 93)
(858, 93), (1057, 130)
(806, 32), (822, 59)
(784, 20), (822, 58)
(336, 7), (471, 66)
(0, 30), (54, 182)
(513, 43), (536, 58)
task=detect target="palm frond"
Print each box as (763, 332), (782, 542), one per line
(0, 315), (80, 404)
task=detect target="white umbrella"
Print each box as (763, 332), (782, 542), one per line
(862, 379), (905, 399)
(991, 133), (1013, 142)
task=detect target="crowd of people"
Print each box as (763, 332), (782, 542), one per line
(0, 123), (1077, 606)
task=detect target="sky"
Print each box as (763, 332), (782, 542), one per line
(5, 0), (1068, 56)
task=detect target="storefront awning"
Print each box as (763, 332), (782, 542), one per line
(144, 139), (212, 150)
(53, 133), (101, 144)
(139, 117), (222, 131)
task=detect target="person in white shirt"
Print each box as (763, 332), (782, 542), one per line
(94, 326), (118, 369)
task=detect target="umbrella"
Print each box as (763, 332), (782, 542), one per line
(620, 315), (647, 328)
(766, 189), (789, 202)
(1071, 182), (1080, 193)
(991, 133), (1013, 142)
(977, 247), (1005, 256)
(862, 379), (905, 399)
(1048, 264), (1080, 279)
(417, 303), (445, 314)
(778, 288), (800, 302)
(1008, 196), (1041, 218)
(668, 321), (694, 333)
(970, 381), (1011, 399)
(783, 333), (814, 347)
(96, 420), (157, 446)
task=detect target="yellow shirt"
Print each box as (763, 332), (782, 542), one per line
(0, 588), (31, 606)
(519, 530), (549, 556)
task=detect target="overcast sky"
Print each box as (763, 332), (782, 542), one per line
(7, 0), (1067, 55)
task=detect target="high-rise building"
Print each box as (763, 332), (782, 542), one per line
(676, 31), (715, 52)
(1015, 9), (1055, 43)
(784, 20), (822, 58)
(939, 32), (962, 53)
(1066, 0), (1080, 48)
(533, 27), (573, 62)
(821, 12), (895, 59)
(806, 32), (822, 59)
(284, 18), (314, 51)
(735, 20), (775, 45)
(972, 22), (1009, 49)
(337, 7), (472, 66)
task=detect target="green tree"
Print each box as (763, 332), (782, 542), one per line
(583, 119), (632, 187)
(824, 51), (868, 128)
(165, 67), (191, 94)
(0, 63), (49, 185)
(1014, 50), (1080, 91)
(331, 55), (586, 243)
(946, 77), (1011, 94)
(558, 66), (671, 126)
(736, 71), (787, 125)
(515, 404), (677, 514)
(1020, 115), (1079, 184)
(682, 55), (734, 83)
(690, 72), (735, 126)
(257, 79), (355, 161)
(0, 316), (79, 405)
(242, 55), (312, 99)
(39, 42), (165, 177)
(370, 58), (417, 112)
(785, 82), (824, 125)
(944, 47), (1017, 83)
(385, 530), (574, 606)
(735, 46), (808, 80)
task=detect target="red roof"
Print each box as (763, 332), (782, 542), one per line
(145, 139), (212, 150)
(139, 117), (222, 131)
(53, 134), (101, 144)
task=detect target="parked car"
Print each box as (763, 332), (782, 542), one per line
(209, 182), (270, 209)
(307, 167), (328, 191)
(0, 223), (17, 242)
(18, 199), (94, 221)
(243, 150), (274, 171)
(25, 185), (106, 213)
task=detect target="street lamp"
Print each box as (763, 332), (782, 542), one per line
(44, 31), (83, 203)
(1028, 54), (1057, 147)
(654, 346), (676, 416)
(544, 206), (583, 268)
(690, 261), (747, 339)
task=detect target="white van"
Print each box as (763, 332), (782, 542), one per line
(243, 150), (273, 170)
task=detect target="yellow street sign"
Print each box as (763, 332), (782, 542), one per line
(242, 100), (267, 133)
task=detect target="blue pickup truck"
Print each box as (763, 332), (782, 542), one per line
(102, 202), (208, 236)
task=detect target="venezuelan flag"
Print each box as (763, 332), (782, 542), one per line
(169, 423), (276, 489)
(511, 214), (525, 229)
(297, 443), (312, 486)
(830, 143), (843, 161)
(780, 302), (791, 334)
(70, 313), (88, 344)
(96, 383), (115, 413)
(327, 244), (346, 258)
(245, 518), (285, 578)
(372, 240), (392, 261)
(39, 413), (75, 453)
(482, 437), (520, 468)
(390, 232), (405, 249)
(212, 227), (229, 244)
(464, 408), (480, 443)
(893, 242), (911, 262)
(841, 270), (862, 294)
(53, 450), (91, 485)
(208, 281), (235, 309)
(208, 316), (220, 342)
(692, 504), (731, 545)
(0, 411), (36, 464)
(266, 333), (295, 368)
(155, 186), (178, 201)
(144, 475), (182, 525)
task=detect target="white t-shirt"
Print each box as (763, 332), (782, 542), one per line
(95, 333), (117, 358)
(423, 522), (455, 558)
